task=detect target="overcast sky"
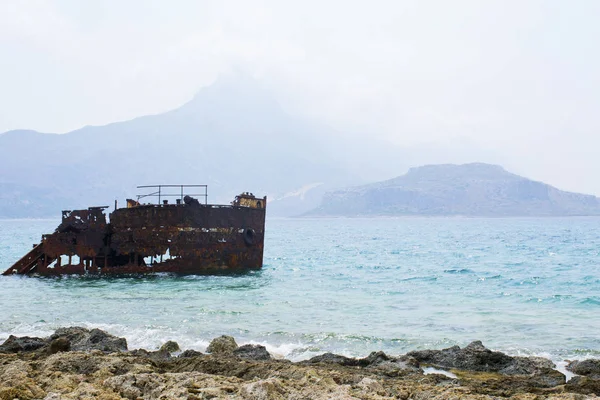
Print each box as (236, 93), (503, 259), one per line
(1, 0), (599, 194)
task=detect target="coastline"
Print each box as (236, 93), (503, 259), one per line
(1, 327), (599, 399)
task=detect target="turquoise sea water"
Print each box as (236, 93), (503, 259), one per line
(1, 217), (600, 362)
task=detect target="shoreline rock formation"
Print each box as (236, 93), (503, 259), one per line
(0, 327), (599, 399)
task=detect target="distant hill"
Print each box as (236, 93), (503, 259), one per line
(306, 163), (600, 217)
(0, 75), (409, 218)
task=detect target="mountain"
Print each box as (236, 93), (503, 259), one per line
(306, 163), (600, 217)
(0, 75), (409, 218)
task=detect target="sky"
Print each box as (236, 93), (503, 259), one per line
(1, 0), (599, 195)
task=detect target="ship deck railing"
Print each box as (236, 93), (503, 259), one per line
(136, 184), (208, 205)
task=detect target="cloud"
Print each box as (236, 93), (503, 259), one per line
(0, 0), (599, 194)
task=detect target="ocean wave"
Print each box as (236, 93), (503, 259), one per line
(400, 276), (438, 282)
(443, 268), (474, 274)
(579, 297), (600, 305)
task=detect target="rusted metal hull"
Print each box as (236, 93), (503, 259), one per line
(2, 192), (266, 277)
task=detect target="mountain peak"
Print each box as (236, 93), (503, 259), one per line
(401, 163), (515, 183)
(407, 162), (507, 175)
(179, 73), (282, 117)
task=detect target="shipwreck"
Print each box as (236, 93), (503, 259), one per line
(2, 185), (266, 276)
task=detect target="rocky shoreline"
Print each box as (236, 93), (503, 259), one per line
(1, 327), (599, 399)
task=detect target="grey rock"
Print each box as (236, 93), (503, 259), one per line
(0, 334), (47, 353)
(368, 356), (422, 375)
(304, 353), (359, 366)
(359, 351), (390, 367)
(50, 327), (127, 353)
(407, 341), (554, 375)
(160, 340), (181, 353)
(130, 348), (171, 361)
(48, 337), (71, 354)
(50, 327), (89, 344)
(499, 356), (555, 375)
(178, 349), (203, 358)
(129, 349), (151, 357)
(567, 359), (600, 378)
(305, 351), (420, 375)
(565, 375), (600, 395)
(233, 344), (271, 361)
(149, 350), (172, 361)
(206, 335), (238, 355)
(532, 368), (568, 388)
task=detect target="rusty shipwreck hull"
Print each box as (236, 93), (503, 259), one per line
(2, 190), (267, 276)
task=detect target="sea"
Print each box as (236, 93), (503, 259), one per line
(1, 217), (600, 363)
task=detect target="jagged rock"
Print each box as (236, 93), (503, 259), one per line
(130, 348), (171, 361)
(565, 375), (600, 395)
(367, 357), (422, 376)
(407, 341), (554, 375)
(0, 327), (583, 399)
(304, 352), (359, 366)
(567, 359), (600, 378)
(50, 327), (127, 353)
(0, 335), (47, 353)
(160, 340), (180, 353)
(150, 350), (172, 361)
(233, 344), (271, 360)
(48, 337), (70, 354)
(240, 377), (285, 399)
(206, 335), (238, 355)
(304, 351), (420, 375)
(178, 349), (203, 358)
(455, 368), (566, 393)
(359, 351), (390, 367)
(130, 348), (151, 357)
(355, 377), (385, 395)
(50, 327), (89, 345)
(41, 352), (102, 375)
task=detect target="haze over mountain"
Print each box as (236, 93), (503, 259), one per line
(307, 163), (600, 217)
(0, 76), (418, 218)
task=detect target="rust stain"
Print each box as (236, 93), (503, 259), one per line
(2, 186), (267, 276)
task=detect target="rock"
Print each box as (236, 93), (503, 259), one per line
(160, 340), (181, 353)
(50, 326), (89, 344)
(50, 327), (127, 353)
(42, 352), (102, 375)
(149, 350), (172, 361)
(368, 356), (422, 376)
(0, 335), (47, 353)
(567, 359), (600, 378)
(355, 377), (385, 395)
(407, 341), (554, 375)
(130, 348), (171, 361)
(359, 351), (390, 366)
(234, 344), (271, 361)
(304, 352), (359, 366)
(48, 337), (71, 354)
(87, 328), (128, 352)
(454, 368), (566, 394)
(105, 371), (243, 400)
(129, 348), (151, 357)
(206, 335), (238, 355)
(499, 355), (555, 375)
(240, 377), (284, 399)
(178, 349), (203, 358)
(565, 375), (600, 395)
(304, 351), (420, 376)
